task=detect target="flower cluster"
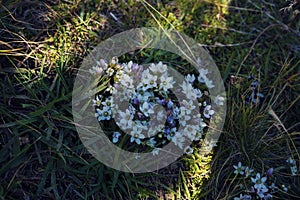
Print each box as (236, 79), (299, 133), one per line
(286, 157), (297, 176)
(90, 57), (220, 155)
(233, 162), (282, 200)
(246, 75), (264, 104)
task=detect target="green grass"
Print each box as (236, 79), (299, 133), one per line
(1, 0), (299, 199)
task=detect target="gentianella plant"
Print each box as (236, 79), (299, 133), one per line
(72, 28), (226, 173)
(90, 57), (223, 156)
(232, 160), (297, 200)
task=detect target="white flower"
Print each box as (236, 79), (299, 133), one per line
(198, 68), (209, 83)
(105, 85), (115, 94)
(123, 61), (132, 73)
(128, 103), (136, 114)
(134, 120), (149, 129)
(181, 100), (196, 115)
(233, 162), (245, 175)
(166, 128), (175, 141)
(114, 63), (123, 70)
(112, 132), (121, 143)
(101, 97), (114, 108)
(99, 59), (108, 69)
(172, 106), (180, 119)
(199, 118), (207, 128)
(181, 81), (197, 99)
(196, 57), (202, 66)
(264, 193), (272, 199)
(92, 95), (102, 106)
(244, 167), (254, 178)
(149, 62), (167, 74)
(183, 125), (198, 141)
(214, 95), (225, 106)
(290, 166), (297, 175)
(156, 109), (165, 121)
(95, 106), (112, 121)
(282, 185), (288, 192)
(107, 67), (114, 76)
(118, 109), (133, 129)
(205, 78), (215, 88)
(152, 148), (160, 156)
(234, 193), (251, 200)
(256, 183), (268, 198)
(197, 69), (215, 88)
(120, 74), (134, 88)
(203, 105), (214, 118)
(89, 66), (103, 75)
(149, 63), (160, 74)
(286, 157), (296, 165)
(127, 61), (133, 67)
(147, 124), (164, 137)
(140, 69), (157, 89)
(115, 70), (124, 81)
(194, 130), (203, 141)
(138, 69), (157, 87)
(90, 59), (108, 74)
(179, 108), (191, 126)
(113, 87), (132, 101)
(184, 146), (194, 154)
(171, 133), (185, 149)
(251, 173), (267, 189)
(284, 157), (297, 175)
(269, 183), (277, 190)
(159, 75), (174, 91)
(202, 139), (217, 152)
(185, 74), (195, 84)
(146, 137), (157, 147)
(140, 102), (154, 117)
(111, 56), (118, 65)
(136, 90), (153, 103)
(130, 126), (145, 145)
(193, 88), (203, 98)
